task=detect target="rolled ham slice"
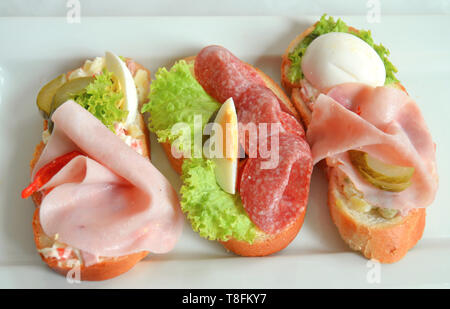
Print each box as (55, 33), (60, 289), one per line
(307, 83), (438, 213)
(32, 101), (183, 265)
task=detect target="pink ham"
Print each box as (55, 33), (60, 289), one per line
(32, 101), (183, 265)
(307, 83), (438, 213)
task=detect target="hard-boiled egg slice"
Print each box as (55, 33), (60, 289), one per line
(301, 32), (386, 91)
(211, 97), (239, 194)
(105, 51), (138, 126)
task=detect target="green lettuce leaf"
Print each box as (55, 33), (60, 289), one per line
(180, 158), (258, 242)
(141, 60), (220, 155)
(73, 70), (126, 131)
(287, 14), (399, 85)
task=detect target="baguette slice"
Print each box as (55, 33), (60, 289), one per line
(282, 23), (424, 263)
(328, 168), (426, 263)
(159, 57), (307, 256)
(29, 59), (152, 281)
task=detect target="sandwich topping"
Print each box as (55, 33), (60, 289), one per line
(31, 101), (183, 266)
(307, 83), (438, 215)
(195, 46), (312, 235)
(288, 16), (437, 218)
(39, 54), (148, 154)
(301, 32), (386, 91)
(143, 46), (313, 241)
(287, 14), (399, 86)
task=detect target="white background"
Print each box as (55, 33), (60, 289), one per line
(1, 0), (449, 17)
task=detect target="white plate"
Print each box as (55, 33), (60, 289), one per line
(0, 15), (449, 289)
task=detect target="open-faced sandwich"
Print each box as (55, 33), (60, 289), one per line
(141, 45), (313, 256)
(22, 52), (183, 280)
(282, 15), (438, 263)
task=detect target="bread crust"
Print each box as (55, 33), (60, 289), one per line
(28, 59), (151, 281)
(161, 142), (183, 175)
(291, 88), (312, 127)
(220, 207), (306, 256)
(328, 168), (425, 263)
(282, 22), (425, 263)
(281, 24), (317, 95)
(158, 55), (308, 256)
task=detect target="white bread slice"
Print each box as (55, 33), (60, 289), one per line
(159, 56), (308, 256)
(29, 59), (151, 281)
(282, 23), (423, 263)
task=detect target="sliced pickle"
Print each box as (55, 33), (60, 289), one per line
(36, 74), (67, 118)
(349, 150), (415, 192)
(359, 170), (412, 192)
(349, 150), (415, 183)
(50, 76), (94, 114)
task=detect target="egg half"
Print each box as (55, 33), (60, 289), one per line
(105, 51), (138, 126)
(209, 97), (239, 194)
(301, 32), (386, 91)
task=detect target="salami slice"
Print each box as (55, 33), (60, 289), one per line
(239, 134), (312, 234)
(237, 85), (283, 156)
(237, 86), (305, 155)
(194, 45), (313, 235)
(195, 45), (266, 103)
(278, 111), (305, 138)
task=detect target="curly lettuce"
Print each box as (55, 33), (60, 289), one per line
(181, 158), (257, 242)
(287, 14), (399, 85)
(73, 70), (126, 131)
(141, 60), (220, 155)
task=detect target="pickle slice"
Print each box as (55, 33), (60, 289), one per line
(50, 76), (94, 114)
(36, 74), (67, 119)
(359, 171), (412, 192)
(349, 150), (414, 192)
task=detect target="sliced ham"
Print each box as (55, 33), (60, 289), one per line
(32, 101), (183, 265)
(307, 83), (438, 213)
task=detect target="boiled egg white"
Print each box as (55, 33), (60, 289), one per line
(208, 97), (239, 194)
(301, 32), (386, 91)
(105, 51), (138, 126)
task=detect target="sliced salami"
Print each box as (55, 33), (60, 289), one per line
(237, 85), (284, 156)
(239, 134), (312, 234)
(195, 45), (266, 103)
(278, 111), (305, 138)
(194, 45), (313, 234)
(237, 86), (305, 156)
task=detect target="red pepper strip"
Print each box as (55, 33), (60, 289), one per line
(21, 151), (83, 199)
(57, 248), (66, 258)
